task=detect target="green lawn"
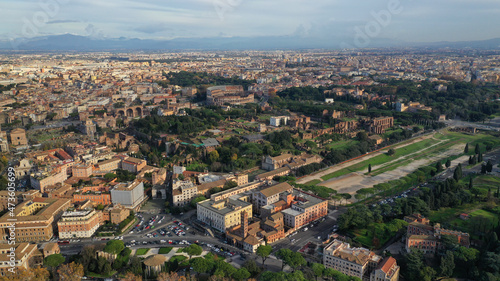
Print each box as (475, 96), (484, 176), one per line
(159, 247), (173, 254)
(87, 270), (117, 278)
(135, 248), (150, 255)
(428, 202), (499, 239)
(321, 138), (439, 181)
(304, 179), (321, 185)
(169, 255), (187, 263)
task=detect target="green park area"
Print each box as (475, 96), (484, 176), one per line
(321, 137), (439, 181)
(319, 130), (500, 183)
(135, 248), (150, 255)
(159, 247), (173, 254)
(350, 219), (408, 249)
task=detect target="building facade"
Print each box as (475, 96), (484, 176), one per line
(57, 209), (102, 238)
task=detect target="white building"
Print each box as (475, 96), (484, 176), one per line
(111, 181), (145, 210)
(270, 116), (289, 127)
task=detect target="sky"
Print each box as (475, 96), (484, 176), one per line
(0, 0), (499, 43)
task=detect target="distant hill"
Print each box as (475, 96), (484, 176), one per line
(0, 34), (499, 51)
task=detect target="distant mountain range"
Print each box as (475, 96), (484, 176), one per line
(1, 34), (500, 51)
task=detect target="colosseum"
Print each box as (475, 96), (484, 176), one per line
(206, 85), (254, 106)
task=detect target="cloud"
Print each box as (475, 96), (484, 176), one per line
(0, 0), (498, 42)
(47, 20), (80, 24)
(133, 24), (173, 34)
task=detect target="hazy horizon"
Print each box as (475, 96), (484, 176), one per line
(2, 0), (499, 44)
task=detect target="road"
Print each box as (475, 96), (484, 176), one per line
(444, 119), (500, 132)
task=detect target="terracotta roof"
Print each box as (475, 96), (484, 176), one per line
(379, 257), (396, 274)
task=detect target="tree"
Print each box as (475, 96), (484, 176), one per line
(440, 250), (455, 277)
(340, 193), (352, 205)
(478, 152), (483, 163)
(191, 257), (209, 277)
(288, 252), (306, 272)
(464, 143), (469, 154)
(44, 254), (65, 268)
(57, 262), (84, 281)
(104, 240), (125, 255)
(435, 161), (443, 173)
(445, 159), (451, 168)
(232, 268), (251, 281)
(104, 173), (117, 180)
(256, 245), (273, 266)
(208, 150), (219, 164)
(475, 143), (480, 154)
(223, 180), (238, 189)
(243, 259), (261, 277)
(387, 148), (395, 156)
(481, 164), (487, 174)
(453, 164), (462, 181)
(277, 248), (293, 270)
(311, 263), (325, 281)
(184, 244), (203, 259)
(368, 164), (372, 173)
(486, 160), (493, 173)
(157, 272), (184, 281)
(121, 272), (143, 281)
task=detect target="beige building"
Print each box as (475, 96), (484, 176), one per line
(323, 240), (400, 281)
(197, 194), (253, 233)
(72, 163), (93, 178)
(172, 180), (198, 207)
(0, 189), (40, 211)
(110, 205), (130, 224)
(121, 157), (147, 173)
(30, 168), (68, 194)
(10, 128), (28, 146)
(0, 198), (72, 243)
(57, 209), (102, 239)
(0, 243), (39, 277)
(96, 157), (121, 173)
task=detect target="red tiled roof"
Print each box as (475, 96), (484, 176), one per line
(379, 257), (396, 274)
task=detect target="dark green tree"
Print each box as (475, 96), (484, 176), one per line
(440, 250), (455, 277)
(256, 245), (273, 267)
(445, 159), (451, 168)
(464, 143), (469, 153)
(368, 164), (372, 173)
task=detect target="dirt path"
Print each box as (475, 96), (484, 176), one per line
(297, 133), (435, 184)
(318, 143), (468, 195)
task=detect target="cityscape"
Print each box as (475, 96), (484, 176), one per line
(0, 1), (500, 281)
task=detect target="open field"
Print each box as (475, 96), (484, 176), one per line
(298, 130), (500, 200)
(428, 202), (500, 239)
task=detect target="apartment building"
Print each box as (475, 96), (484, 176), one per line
(0, 198), (72, 243)
(0, 189), (40, 211)
(121, 157), (147, 173)
(0, 243), (39, 277)
(405, 214), (470, 254)
(324, 240), (400, 281)
(172, 180), (198, 207)
(281, 190), (328, 230)
(72, 163), (93, 178)
(57, 209), (102, 239)
(110, 205), (130, 224)
(30, 168), (68, 194)
(110, 181), (145, 211)
(197, 194), (253, 233)
(96, 157), (121, 173)
(253, 182), (294, 210)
